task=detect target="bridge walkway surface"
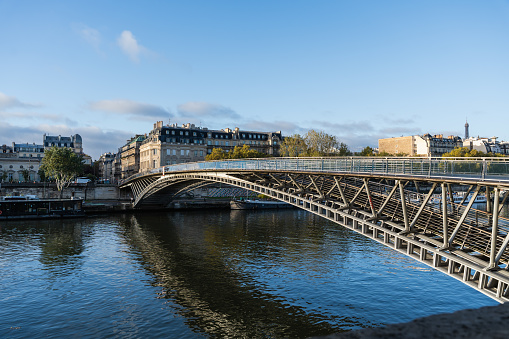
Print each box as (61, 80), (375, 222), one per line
(120, 157), (509, 303)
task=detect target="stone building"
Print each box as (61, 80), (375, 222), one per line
(119, 135), (146, 179)
(463, 137), (509, 155)
(134, 121), (283, 174)
(0, 134), (91, 183)
(97, 152), (116, 183)
(378, 134), (463, 157)
(43, 133), (92, 165)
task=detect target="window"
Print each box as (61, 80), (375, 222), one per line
(153, 160), (157, 168)
(215, 141), (219, 146)
(193, 132), (197, 136)
(186, 150), (190, 156)
(200, 151), (203, 156)
(225, 141), (229, 146)
(180, 131), (183, 135)
(172, 130), (175, 135)
(181, 150), (185, 156)
(172, 149), (176, 155)
(20, 165), (23, 169)
(167, 149), (171, 155)
(194, 151), (198, 157)
(207, 141), (212, 145)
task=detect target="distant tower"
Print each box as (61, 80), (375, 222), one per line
(465, 119), (469, 139)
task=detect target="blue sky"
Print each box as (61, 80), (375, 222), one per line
(1, 0), (508, 160)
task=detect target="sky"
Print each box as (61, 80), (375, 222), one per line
(1, 0), (509, 160)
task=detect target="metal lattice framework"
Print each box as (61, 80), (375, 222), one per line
(120, 157), (509, 303)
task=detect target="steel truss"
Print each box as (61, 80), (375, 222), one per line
(123, 170), (509, 303)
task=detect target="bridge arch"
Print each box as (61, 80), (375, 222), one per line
(121, 157), (509, 302)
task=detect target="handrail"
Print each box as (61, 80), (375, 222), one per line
(120, 157), (509, 186)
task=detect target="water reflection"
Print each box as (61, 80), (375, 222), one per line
(118, 211), (363, 338)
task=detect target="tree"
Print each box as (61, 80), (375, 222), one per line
(359, 146), (374, 156)
(21, 169), (30, 182)
(0, 171), (7, 182)
(206, 148), (228, 160)
(279, 134), (308, 157)
(337, 142), (352, 156)
(229, 145), (266, 159)
(40, 147), (84, 198)
(206, 145), (268, 161)
(304, 129), (340, 156)
(442, 147), (488, 158)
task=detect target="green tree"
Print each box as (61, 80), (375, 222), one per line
(21, 168), (30, 182)
(279, 134), (308, 157)
(304, 129), (340, 156)
(337, 142), (352, 156)
(229, 144), (266, 159)
(359, 146), (374, 156)
(206, 148), (228, 160)
(0, 171), (7, 182)
(40, 147), (84, 198)
(442, 147), (488, 158)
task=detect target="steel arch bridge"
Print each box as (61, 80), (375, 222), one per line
(120, 157), (509, 303)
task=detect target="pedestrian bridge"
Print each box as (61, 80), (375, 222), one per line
(120, 157), (509, 303)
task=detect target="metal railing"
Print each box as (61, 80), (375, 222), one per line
(122, 157), (509, 185)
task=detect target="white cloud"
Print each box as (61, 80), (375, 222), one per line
(88, 99), (172, 121)
(117, 30), (146, 62)
(177, 102), (240, 119)
(0, 92), (41, 110)
(78, 25), (101, 50)
(0, 121), (136, 160)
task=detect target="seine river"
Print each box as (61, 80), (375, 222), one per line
(0, 209), (498, 338)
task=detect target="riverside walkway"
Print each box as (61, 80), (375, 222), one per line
(120, 157), (509, 302)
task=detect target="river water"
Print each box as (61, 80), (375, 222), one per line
(0, 209), (498, 338)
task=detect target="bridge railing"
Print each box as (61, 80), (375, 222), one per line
(122, 157), (509, 185)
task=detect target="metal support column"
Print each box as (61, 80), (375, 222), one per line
(487, 187), (500, 270)
(441, 183), (449, 248)
(399, 180), (410, 232)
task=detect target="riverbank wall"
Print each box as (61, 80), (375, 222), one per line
(0, 182), (128, 200)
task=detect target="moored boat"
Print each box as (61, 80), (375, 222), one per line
(230, 199), (294, 210)
(0, 196), (84, 220)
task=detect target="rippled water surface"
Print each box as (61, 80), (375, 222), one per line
(0, 210), (498, 338)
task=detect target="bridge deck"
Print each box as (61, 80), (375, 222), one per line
(120, 157), (509, 302)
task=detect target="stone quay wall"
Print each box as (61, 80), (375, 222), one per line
(0, 183), (130, 201)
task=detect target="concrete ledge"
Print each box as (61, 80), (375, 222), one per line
(315, 303), (509, 339)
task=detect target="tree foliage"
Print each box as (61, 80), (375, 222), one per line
(40, 147), (84, 197)
(359, 146), (375, 156)
(442, 147), (489, 158)
(279, 130), (351, 157)
(21, 169), (30, 182)
(205, 145), (268, 161)
(278, 134), (308, 157)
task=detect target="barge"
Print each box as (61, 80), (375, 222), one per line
(0, 196), (84, 220)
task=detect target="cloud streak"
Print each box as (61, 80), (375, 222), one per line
(88, 99), (172, 121)
(76, 24), (102, 51)
(117, 30), (150, 62)
(0, 92), (41, 110)
(177, 102), (241, 120)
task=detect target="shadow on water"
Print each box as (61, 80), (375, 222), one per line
(0, 219), (90, 275)
(116, 210), (363, 338)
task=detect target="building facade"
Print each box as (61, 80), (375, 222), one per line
(131, 121), (283, 175)
(463, 137), (509, 155)
(119, 135), (146, 179)
(0, 134), (90, 183)
(378, 134), (463, 157)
